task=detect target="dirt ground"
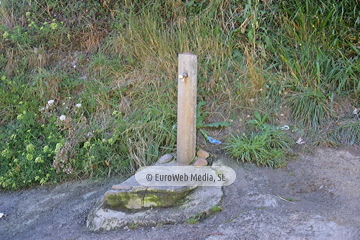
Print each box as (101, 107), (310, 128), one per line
(1, 146), (360, 240)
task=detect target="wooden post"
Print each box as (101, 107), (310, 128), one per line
(177, 53), (197, 165)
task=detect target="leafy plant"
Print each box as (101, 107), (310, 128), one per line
(248, 111), (272, 131)
(0, 107), (66, 189)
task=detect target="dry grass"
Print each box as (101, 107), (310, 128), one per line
(0, 4), (16, 29)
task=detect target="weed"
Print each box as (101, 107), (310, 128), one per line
(185, 218), (198, 224)
(210, 205), (223, 213)
(248, 111), (272, 131)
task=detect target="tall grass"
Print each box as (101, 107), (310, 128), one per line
(0, 0), (359, 189)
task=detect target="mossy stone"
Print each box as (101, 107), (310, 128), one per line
(102, 186), (196, 210)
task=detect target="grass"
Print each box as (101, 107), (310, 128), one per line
(0, 0), (359, 190)
(287, 89), (331, 129)
(224, 112), (294, 168)
(329, 122), (360, 146)
(225, 130), (293, 168)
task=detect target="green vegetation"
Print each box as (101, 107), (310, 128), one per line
(196, 101), (232, 139)
(185, 212), (206, 224)
(210, 205), (223, 213)
(185, 217), (198, 224)
(1, 0), (359, 189)
(225, 112), (294, 168)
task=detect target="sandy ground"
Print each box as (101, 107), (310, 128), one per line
(1, 147), (360, 240)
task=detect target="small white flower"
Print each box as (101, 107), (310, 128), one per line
(59, 115), (66, 121)
(73, 65), (77, 68)
(353, 108), (359, 115)
(75, 103), (81, 108)
(47, 99), (54, 106)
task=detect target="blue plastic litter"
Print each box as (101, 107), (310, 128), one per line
(207, 137), (222, 145)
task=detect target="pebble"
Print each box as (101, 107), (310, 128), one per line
(197, 149), (210, 159)
(157, 153), (174, 163)
(193, 158), (208, 167)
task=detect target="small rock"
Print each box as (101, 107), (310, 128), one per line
(197, 149), (210, 159)
(193, 158), (208, 167)
(157, 153), (174, 163)
(111, 185), (133, 190)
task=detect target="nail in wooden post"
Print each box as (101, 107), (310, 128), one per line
(177, 53), (197, 165)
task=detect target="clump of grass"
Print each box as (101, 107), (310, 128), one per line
(224, 112), (293, 168)
(225, 130), (292, 168)
(287, 89), (331, 129)
(329, 122), (360, 146)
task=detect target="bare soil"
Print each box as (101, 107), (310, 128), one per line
(1, 147), (360, 240)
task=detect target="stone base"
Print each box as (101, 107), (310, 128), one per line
(86, 158), (224, 231)
(86, 185), (222, 231)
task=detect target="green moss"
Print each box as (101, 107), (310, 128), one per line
(103, 186), (195, 210)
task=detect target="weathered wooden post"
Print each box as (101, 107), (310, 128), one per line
(177, 53), (197, 165)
